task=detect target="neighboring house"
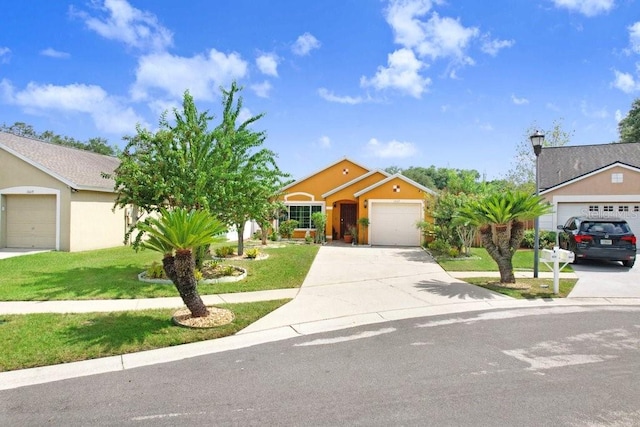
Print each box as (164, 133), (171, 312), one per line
(538, 142), (640, 234)
(278, 158), (437, 246)
(0, 131), (129, 252)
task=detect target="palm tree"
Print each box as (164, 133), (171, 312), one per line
(455, 191), (551, 284)
(136, 207), (227, 317)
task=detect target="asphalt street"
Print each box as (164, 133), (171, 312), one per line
(2, 305), (640, 426)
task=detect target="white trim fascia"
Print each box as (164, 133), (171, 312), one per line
(321, 169), (390, 199)
(280, 157), (373, 192)
(0, 186), (61, 251)
(540, 162), (640, 196)
(354, 173), (437, 197)
(284, 192), (315, 202)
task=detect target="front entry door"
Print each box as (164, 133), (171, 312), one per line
(340, 203), (357, 237)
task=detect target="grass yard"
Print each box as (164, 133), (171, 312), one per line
(436, 247), (573, 273)
(0, 300), (289, 371)
(0, 243), (319, 301)
(462, 277), (577, 299)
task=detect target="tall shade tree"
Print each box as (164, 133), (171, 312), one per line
(618, 98), (640, 143)
(505, 119), (573, 192)
(455, 191), (552, 283)
(136, 208), (227, 317)
(209, 82), (289, 255)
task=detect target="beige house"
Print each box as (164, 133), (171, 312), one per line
(538, 143), (640, 234)
(0, 131), (130, 252)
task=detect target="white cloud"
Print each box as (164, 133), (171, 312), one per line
(551, 0), (615, 17)
(385, 0), (437, 47)
(478, 121), (493, 131)
(251, 81), (272, 98)
(317, 135), (331, 148)
(131, 49), (248, 102)
(360, 48), (430, 98)
(256, 53), (279, 77)
(237, 107), (254, 126)
(2, 80), (146, 134)
(612, 69), (640, 93)
(0, 47), (11, 63)
(629, 22), (640, 54)
(40, 48), (70, 59)
(74, 0), (173, 51)
(511, 94), (529, 105)
(366, 137), (418, 158)
(615, 109), (624, 122)
(580, 100), (608, 119)
(292, 32), (321, 56)
(481, 36), (514, 56)
(317, 88), (365, 104)
(414, 12), (478, 63)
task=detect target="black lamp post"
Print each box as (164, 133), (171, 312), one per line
(530, 130), (545, 278)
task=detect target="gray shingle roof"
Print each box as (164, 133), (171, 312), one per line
(539, 142), (640, 189)
(0, 131), (119, 192)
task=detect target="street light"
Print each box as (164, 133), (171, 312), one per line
(530, 130), (544, 278)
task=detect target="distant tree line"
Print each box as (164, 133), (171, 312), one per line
(0, 121), (118, 156)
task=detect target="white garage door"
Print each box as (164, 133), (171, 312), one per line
(557, 202), (640, 235)
(6, 195), (56, 249)
(370, 202), (422, 246)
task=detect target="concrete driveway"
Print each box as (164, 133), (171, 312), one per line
(240, 245), (511, 334)
(568, 257), (640, 298)
(0, 249), (50, 260)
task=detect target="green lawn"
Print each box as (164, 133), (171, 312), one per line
(0, 300), (289, 371)
(0, 243), (319, 301)
(462, 277), (576, 299)
(436, 247), (573, 272)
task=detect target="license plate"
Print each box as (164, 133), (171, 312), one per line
(600, 239), (612, 245)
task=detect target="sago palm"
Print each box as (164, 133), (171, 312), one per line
(136, 207), (227, 317)
(455, 191), (551, 284)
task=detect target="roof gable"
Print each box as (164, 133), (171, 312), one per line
(280, 157), (371, 196)
(540, 161), (640, 195)
(321, 169), (390, 199)
(0, 131), (118, 192)
(539, 142), (640, 189)
(354, 173), (437, 197)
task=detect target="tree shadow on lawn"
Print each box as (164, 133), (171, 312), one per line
(63, 312), (174, 352)
(413, 278), (509, 300)
(6, 264), (174, 301)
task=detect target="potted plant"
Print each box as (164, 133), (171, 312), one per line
(357, 217), (370, 245)
(346, 224), (358, 245)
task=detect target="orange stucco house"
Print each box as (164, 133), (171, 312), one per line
(278, 158), (437, 246)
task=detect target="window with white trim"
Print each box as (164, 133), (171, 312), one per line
(634, 206), (640, 212)
(611, 173), (623, 183)
(588, 205), (599, 212)
(603, 205), (614, 212)
(287, 204), (322, 229)
(619, 206), (629, 212)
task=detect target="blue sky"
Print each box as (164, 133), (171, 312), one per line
(1, 0), (640, 181)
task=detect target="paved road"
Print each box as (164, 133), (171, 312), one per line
(2, 305), (640, 426)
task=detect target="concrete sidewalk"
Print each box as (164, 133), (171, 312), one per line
(2, 245), (639, 391)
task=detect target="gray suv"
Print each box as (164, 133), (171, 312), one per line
(558, 216), (636, 268)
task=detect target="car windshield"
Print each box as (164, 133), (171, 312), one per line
(580, 222), (630, 234)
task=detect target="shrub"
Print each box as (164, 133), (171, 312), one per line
(448, 247), (460, 258)
(279, 220), (298, 239)
(521, 230), (558, 249)
(428, 239), (451, 255)
(215, 245), (235, 258)
(245, 248), (260, 259)
(194, 269), (203, 282)
(146, 262), (166, 279)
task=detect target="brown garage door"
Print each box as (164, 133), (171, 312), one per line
(6, 195), (56, 249)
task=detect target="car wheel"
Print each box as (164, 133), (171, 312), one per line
(572, 255), (581, 265)
(622, 259), (635, 268)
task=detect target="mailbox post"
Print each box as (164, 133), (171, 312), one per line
(540, 247), (575, 294)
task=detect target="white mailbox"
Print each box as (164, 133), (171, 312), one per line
(541, 248), (575, 263)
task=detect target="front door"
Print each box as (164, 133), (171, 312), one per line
(340, 203), (357, 237)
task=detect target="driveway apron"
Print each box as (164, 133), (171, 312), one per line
(240, 246), (511, 333)
(568, 259), (640, 298)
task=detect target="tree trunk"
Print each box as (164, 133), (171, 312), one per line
(173, 249), (209, 317)
(236, 223), (245, 256)
(479, 224), (516, 284)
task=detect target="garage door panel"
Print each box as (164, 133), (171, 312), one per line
(6, 195), (56, 249)
(558, 203), (640, 236)
(370, 202), (421, 246)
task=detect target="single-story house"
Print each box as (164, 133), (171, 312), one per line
(538, 142), (640, 234)
(278, 157), (437, 246)
(0, 131), (130, 252)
